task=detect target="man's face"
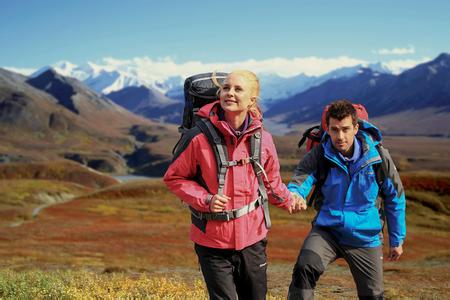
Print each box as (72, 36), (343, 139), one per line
(328, 115), (359, 156)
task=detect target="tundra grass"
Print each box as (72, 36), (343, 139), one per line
(0, 179), (91, 207)
(1, 177), (449, 298)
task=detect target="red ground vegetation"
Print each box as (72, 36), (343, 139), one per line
(0, 179), (449, 298)
(401, 174), (450, 194)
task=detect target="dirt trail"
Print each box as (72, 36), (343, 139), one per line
(9, 192), (75, 227)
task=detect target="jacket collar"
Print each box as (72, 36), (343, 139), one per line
(197, 101), (262, 137)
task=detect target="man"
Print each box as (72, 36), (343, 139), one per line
(287, 100), (406, 299)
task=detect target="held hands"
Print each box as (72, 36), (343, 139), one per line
(289, 192), (307, 214)
(209, 192), (307, 214)
(210, 194), (231, 212)
(388, 245), (403, 261)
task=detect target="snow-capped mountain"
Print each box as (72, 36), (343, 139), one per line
(259, 73), (315, 104)
(20, 54), (425, 102)
(32, 61), (89, 81)
(31, 59), (399, 100)
(83, 69), (146, 94)
(28, 59), (407, 104)
(259, 63), (393, 108)
(264, 53), (450, 136)
(31, 61), (171, 95)
(155, 75), (184, 94)
(3, 54), (448, 136)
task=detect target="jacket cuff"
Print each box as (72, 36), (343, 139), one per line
(205, 194), (214, 211)
(390, 239), (403, 248)
(286, 196), (294, 209)
(287, 183), (307, 200)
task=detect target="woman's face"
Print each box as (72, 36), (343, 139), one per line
(219, 73), (255, 115)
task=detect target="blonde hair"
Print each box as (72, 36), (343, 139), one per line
(212, 70), (263, 119)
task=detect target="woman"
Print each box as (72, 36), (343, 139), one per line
(164, 70), (301, 299)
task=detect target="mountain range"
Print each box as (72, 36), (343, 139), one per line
(28, 59), (398, 126)
(31, 60), (395, 108)
(265, 53), (450, 136)
(31, 61), (183, 95)
(0, 53), (449, 176)
(259, 62), (392, 106)
(0, 67), (178, 175)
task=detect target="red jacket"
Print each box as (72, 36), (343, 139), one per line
(164, 101), (293, 250)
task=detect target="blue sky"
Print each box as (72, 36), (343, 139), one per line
(1, 0), (449, 74)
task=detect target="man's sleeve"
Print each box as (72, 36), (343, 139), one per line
(287, 146), (321, 199)
(379, 147), (406, 247)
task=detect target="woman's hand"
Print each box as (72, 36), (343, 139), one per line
(289, 192), (307, 214)
(210, 194), (231, 212)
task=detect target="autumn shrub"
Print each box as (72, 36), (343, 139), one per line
(0, 269), (208, 299)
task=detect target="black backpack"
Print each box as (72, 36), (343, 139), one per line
(179, 72), (228, 133)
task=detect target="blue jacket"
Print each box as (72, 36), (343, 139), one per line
(288, 120), (406, 248)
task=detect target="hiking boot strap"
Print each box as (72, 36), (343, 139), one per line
(190, 196), (263, 221)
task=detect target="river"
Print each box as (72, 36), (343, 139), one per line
(113, 175), (160, 182)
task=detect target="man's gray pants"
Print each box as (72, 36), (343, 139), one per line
(288, 226), (384, 300)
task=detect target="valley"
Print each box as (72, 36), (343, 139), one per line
(0, 136), (449, 298)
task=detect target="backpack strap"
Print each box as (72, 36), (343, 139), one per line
(249, 130), (272, 229)
(373, 144), (389, 241)
(374, 144), (388, 189)
(190, 196), (264, 221)
(298, 125), (321, 148)
(196, 118), (229, 196)
(171, 126), (202, 161)
(307, 145), (330, 210)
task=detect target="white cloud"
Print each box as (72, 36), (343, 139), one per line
(373, 45), (416, 55)
(92, 55), (368, 82)
(3, 67), (36, 76)
(382, 57), (431, 74)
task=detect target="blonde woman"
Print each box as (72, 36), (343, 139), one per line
(164, 70), (304, 299)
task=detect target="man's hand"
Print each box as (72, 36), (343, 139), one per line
(289, 192), (307, 214)
(210, 194), (231, 212)
(388, 245), (403, 261)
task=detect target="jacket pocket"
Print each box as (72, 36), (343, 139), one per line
(351, 208), (382, 241)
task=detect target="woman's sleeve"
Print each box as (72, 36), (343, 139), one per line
(163, 136), (211, 212)
(263, 132), (293, 210)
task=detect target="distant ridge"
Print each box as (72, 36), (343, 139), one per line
(0, 67), (179, 175)
(26, 68), (152, 134)
(28, 69), (80, 114)
(106, 86), (182, 123)
(265, 53), (450, 136)
(0, 67), (86, 133)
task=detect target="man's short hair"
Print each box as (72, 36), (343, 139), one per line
(326, 100), (358, 126)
